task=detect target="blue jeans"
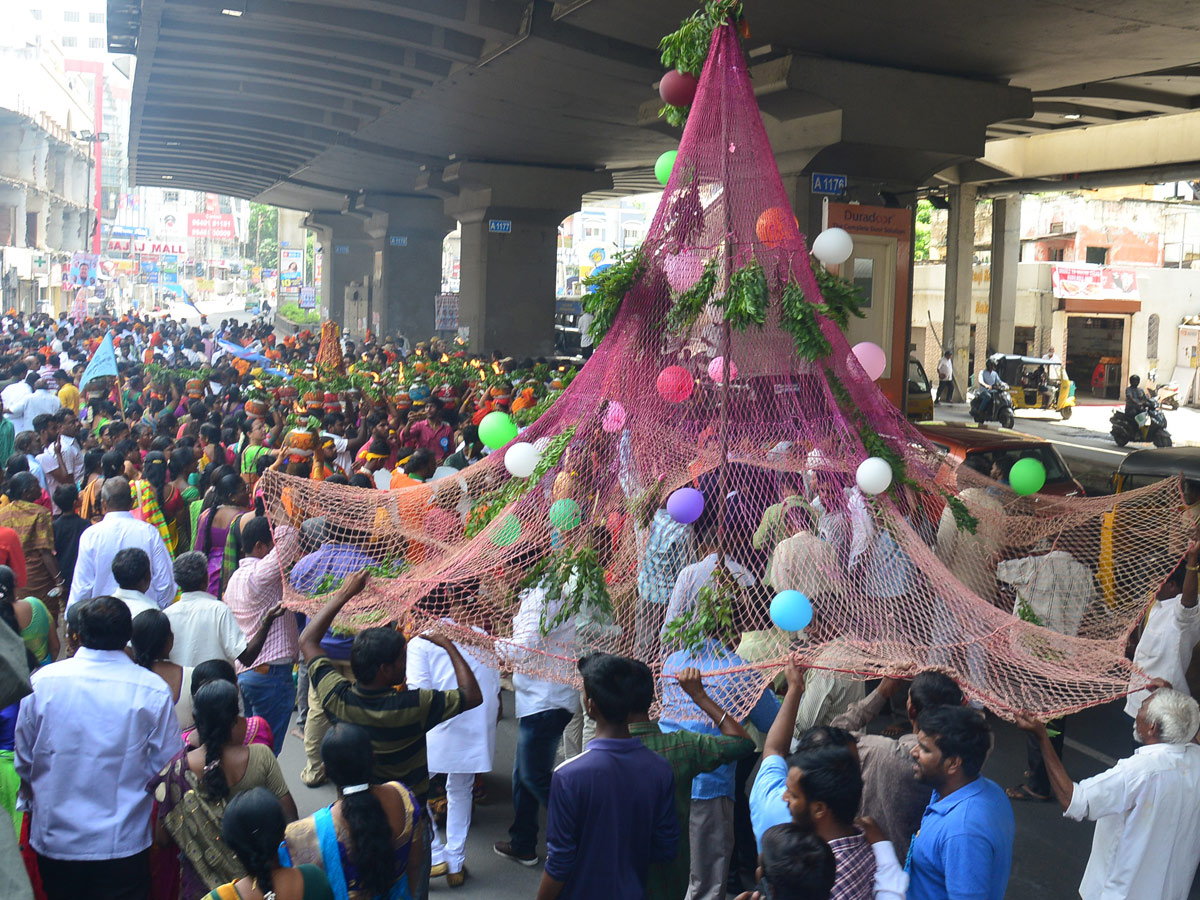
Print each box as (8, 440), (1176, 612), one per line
(508, 706), (574, 855)
(238, 664), (294, 755)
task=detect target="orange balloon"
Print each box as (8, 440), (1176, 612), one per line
(755, 207), (796, 248)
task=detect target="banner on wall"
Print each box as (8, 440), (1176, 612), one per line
(1050, 263), (1140, 301)
(435, 293), (458, 330)
(68, 253), (99, 287)
(187, 213), (237, 241)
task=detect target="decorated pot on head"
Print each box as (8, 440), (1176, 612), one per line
(323, 391), (342, 414)
(303, 391), (323, 413)
(244, 398), (268, 419)
(285, 428), (316, 457)
(550, 378), (565, 390)
(278, 385), (299, 404)
(394, 390), (411, 411)
(435, 382), (458, 410)
(185, 378), (205, 399)
(408, 381), (431, 405)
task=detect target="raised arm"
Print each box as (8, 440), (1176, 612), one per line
(763, 661), (805, 758)
(417, 633), (483, 710)
(298, 570), (368, 663)
(1014, 713), (1074, 811)
(677, 666), (750, 740)
(1181, 540), (1198, 609)
(237, 605), (288, 667)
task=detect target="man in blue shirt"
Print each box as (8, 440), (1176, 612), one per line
(660, 638), (780, 900)
(537, 654), (678, 900)
(907, 705), (1014, 900)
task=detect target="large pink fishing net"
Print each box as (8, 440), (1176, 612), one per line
(261, 22), (1189, 720)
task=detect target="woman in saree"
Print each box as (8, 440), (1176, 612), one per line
(0, 473), (61, 623)
(282, 724), (423, 900)
(205, 789), (334, 900)
(133, 451), (188, 556)
(0, 563), (55, 667)
(194, 472), (250, 595)
(169, 447), (200, 550)
(183, 660), (277, 750)
(150, 679), (298, 900)
(79, 448), (123, 523)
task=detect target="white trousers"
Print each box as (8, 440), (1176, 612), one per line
(430, 772), (474, 873)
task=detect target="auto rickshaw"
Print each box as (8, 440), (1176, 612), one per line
(1098, 448), (1200, 607)
(906, 356), (934, 422)
(988, 353), (1076, 420)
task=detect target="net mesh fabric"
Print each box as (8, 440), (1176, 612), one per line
(261, 23), (1189, 720)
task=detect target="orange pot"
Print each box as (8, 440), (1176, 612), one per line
(245, 398), (268, 418)
(286, 428), (316, 456)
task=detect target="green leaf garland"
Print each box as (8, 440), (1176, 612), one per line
(581, 246), (647, 344)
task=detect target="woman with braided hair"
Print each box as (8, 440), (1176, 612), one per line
(133, 450), (188, 555)
(131, 608), (194, 731)
(149, 679), (298, 900)
(206, 788), (333, 900)
(283, 724), (424, 900)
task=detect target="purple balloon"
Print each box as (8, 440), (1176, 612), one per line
(666, 487), (705, 524)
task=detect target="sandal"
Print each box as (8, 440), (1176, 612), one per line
(1005, 783), (1052, 803)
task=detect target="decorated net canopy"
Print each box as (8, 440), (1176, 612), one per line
(261, 21), (1189, 720)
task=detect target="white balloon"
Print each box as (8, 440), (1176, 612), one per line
(811, 227), (854, 265)
(431, 465), (459, 481)
(855, 456), (893, 495)
(504, 441), (541, 478)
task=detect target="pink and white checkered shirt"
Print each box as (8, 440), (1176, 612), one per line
(226, 525), (300, 673)
(828, 831), (877, 900)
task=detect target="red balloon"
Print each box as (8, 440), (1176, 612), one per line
(659, 70), (699, 107)
(656, 366), (694, 403)
(756, 207), (797, 249)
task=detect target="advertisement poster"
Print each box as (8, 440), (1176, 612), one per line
(299, 287), (316, 310)
(160, 254), (179, 286)
(141, 259), (160, 284)
(69, 253), (99, 287)
(279, 248), (303, 296)
(435, 293), (459, 330)
(1050, 263), (1140, 301)
(313, 250), (322, 304)
(186, 212), (237, 241)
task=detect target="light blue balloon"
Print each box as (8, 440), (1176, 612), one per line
(770, 590), (813, 632)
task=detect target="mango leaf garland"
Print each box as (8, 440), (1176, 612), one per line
(581, 246), (647, 344)
(780, 280), (830, 361)
(724, 258), (768, 330)
(666, 256), (719, 332)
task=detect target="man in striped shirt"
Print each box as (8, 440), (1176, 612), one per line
(300, 572), (483, 900)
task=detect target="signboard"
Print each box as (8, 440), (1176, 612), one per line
(435, 293), (459, 330)
(160, 254), (179, 286)
(313, 251), (322, 304)
(556, 297), (583, 316)
(1050, 263), (1140, 301)
(109, 225), (149, 239)
(141, 259), (160, 284)
(68, 253), (99, 287)
(334, 245), (349, 255)
(389, 235), (408, 247)
(187, 212), (237, 241)
(811, 172), (848, 195)
(106, 238), (187, 255)
(488, 219), (512, 234)
(299, 287), (317, 310)
(279, 248), (304, 296)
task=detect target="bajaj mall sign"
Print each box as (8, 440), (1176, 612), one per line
(106, 238), (187, 255)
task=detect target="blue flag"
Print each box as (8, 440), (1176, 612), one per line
(79, 332), (118, 391)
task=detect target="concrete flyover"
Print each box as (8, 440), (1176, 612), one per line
(111, 1), (1200, 353)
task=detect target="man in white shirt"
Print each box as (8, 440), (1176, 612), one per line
(577, 311), (595, 358)
(493, 579), (581, 866)
(1018, 688), (1200, 900)
(407, 610), (501, 884)
(936, 350), (953, 403)
(661, 531), (756, 638)
(15, 595), (180, 900)
(68, 477), (177, 611)
(1, 363), (34, 434)
(25, 380), (63, 424)
(110, 548), (162, 620)
(37, 409), (84, 515)
(1126, 545), (1200, 725)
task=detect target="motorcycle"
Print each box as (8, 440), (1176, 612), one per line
(1110, 398), (1172, 447)
(969, 380), (1016, 429)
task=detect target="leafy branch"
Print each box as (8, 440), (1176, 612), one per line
(523, 544), (613, 637)
(666, 256), (719, 331)
(724, 257), (768, 330)
(813, 266), (868, 330)
(659, 0), (745, 75)
(780, 280), (830, 361)
(944, 494), (979, 535)
(662, 565), (742, 655)
(581, 246), (647, 343)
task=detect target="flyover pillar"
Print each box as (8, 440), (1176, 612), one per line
(356, 194), (453, 344)
(439, 162), (610, 357)
(987, 194), (1019, 356)
(943, 184), (977, 401)
(305, 213), (374, 335)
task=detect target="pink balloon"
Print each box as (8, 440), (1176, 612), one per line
(665, 252), (705, 293)
(601, 401), (626, 433)
(656, 366), (694, 403)
(851, 341), (887, 381)
(659, 70), (698, 107)
(707, 356), (738, 382)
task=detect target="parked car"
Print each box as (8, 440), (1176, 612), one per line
(915, 422), (1085, 497)
(906, 357), (934, 422)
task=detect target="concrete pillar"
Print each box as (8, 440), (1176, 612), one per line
(942, 183), (977, 400)
(357, 193), (453, 343)
(18, 129), (36, 183)
(0, 128), (22, 181)
(45, 200), (63, 251)
(0, 187), (26, 247)
(305, 212), (373, 332)
(987, 194), (1019, 356)
(33, 135), (49, 191)
(438, 162), (610, 357)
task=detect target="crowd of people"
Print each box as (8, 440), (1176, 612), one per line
(0, 308), (1198, 900)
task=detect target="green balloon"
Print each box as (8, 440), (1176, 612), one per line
(548, 498), (582, 531)
(478, 411), (518, 450)
(491, 514), (522, 548)
(655, 150), (678, 186)
(1009, 457), (1047, 495)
